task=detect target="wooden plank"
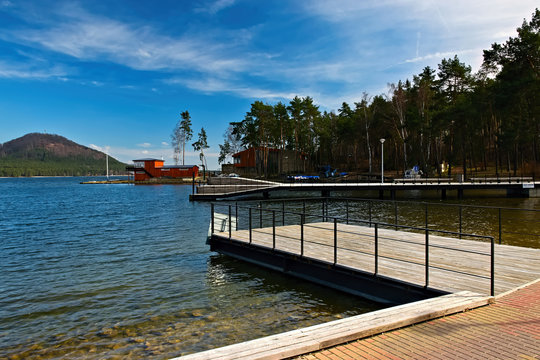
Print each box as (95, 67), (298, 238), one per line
(174, 291), (492, 360)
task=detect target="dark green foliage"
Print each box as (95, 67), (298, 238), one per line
(0, 156), (126, 177)
(222, 9), (539, 177)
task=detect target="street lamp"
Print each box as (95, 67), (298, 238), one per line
(380, 138), (385, 184)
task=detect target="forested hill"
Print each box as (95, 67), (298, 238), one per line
(0, 133), (127, 177)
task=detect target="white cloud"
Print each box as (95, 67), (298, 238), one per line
(137, 142), (152, 148)
(404, 49), (477, 64)
(177, 77), (298, 100)
(161, 141), (169, 146)
(0, 61), (67, 79)
(195, 0), (236, 14)
(303, 0), (538, 73)
(6, 5), (252, 77)
(89, 144), (102, 151)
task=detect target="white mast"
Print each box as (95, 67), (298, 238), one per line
(106, 146), (109, 180)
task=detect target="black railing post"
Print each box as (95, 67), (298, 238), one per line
(333, 218), (338, 265)
(235, 202), (238, 231)
(249, 208), (252, 244)
(394, 201), (398, 230)
(346, 200), (349, 224)
(491, 236), (495, 296)
(192, 173), (195, 195)
(424, 203), (428, 229)
(228, 205), (232, 240)
(459, 205), (462, 239)
(425, 228), (429, 288)
(369, 201), (372, 227)
(259, 201), (263, 228)
(301, 213), (304, 256)
(211, 203), (214, 235)
(374, 223), (378, 275)
(498, 208), (502, 245)
(272, 210), (276, 250)
(326, 198), (329, 220)
(282, 201), (285, 226)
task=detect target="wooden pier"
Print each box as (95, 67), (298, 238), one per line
(190, 177), (540, 200)
(176, 204), (539, 360)
(210, 219), (539, 297)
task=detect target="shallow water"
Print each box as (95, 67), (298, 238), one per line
(0, 178), (381, 359)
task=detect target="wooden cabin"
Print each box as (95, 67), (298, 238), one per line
(127, 158), (198, 181)
(231, 147), (309, 176)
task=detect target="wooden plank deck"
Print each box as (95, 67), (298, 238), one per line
(220, 222), (540, 296)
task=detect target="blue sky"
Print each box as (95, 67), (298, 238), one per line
(0, 0), (538, 169)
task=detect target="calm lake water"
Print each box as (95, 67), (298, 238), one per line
(0, 178), (381, 359)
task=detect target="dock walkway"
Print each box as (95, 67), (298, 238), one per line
(191, 177), (540, 200)
(219, 221), (540, 296)
(296, 279), (540, 360)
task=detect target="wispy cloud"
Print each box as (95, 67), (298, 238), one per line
(175, 77), (298, 100)
(5, 4), (253, 77)
(137, 142), (152, 148)
(195, 0), (236, 14)
(403, 49), (477, 64)
(0, 61), (67, 79)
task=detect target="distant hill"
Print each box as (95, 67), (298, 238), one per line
(0, 133), (127, 177)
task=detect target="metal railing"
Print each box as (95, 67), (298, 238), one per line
(210, 202), (496, 296)
(223, 197), (539, 249)
(194, 172), (537, 194)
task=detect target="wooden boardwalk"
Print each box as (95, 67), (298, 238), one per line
(222, 222), (540, 296)
(296, 279), (540, 360)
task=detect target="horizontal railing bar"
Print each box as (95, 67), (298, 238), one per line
(213, 204), (493, 242)
(427, 264), (491, 280)
(229, 195), (540, 213)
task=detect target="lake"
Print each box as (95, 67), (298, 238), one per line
(0, 178), (381, 359)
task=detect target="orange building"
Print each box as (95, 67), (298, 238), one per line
(127, 158), (198, 181)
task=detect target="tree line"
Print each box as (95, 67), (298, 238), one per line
(219, 9), (539, 178)
(0, 156), (126, 177)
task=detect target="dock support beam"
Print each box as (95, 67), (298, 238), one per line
(441, 189), (447, 200)
(457, 189), (464, 200)
(322, 189), (330, 197)
(379, 190), (384, 199)
(390, 189), (396, 200)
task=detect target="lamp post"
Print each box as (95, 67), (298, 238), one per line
(380, 138), (385, 184)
